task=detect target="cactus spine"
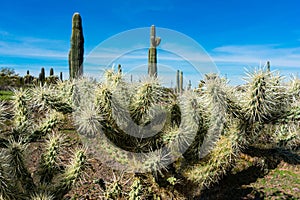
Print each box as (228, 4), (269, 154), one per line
(148, 25), (161, 78)
(69, 12), (84, 79)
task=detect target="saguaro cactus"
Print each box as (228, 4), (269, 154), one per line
(118, 64), (122, 75)
(267, 61), (271, 72)
(69, 12), (84, 79)
(176, 70), (183, 93)
(148, 25), (161, 78)
(60, 72), (63, 81)
(188, 80), (192, 90)
(180, 71), (183, 93)
(176, 70), (180, 93)
(50, 68), (54, 76)
(39, 67), (45, 85)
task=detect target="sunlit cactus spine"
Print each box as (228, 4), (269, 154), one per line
(0, 154), (16, 200)
(130, 78), (172, 125)
(198, 74), (232, 158)
(12, 88), (30, 134)
(28, 83), (73, 114)
(39, 133), (65, 184)
(148, 25), (161, 78)
(69, 12), (84, 79)
(183, 124), (241, 189)
(129, 177), (143, 200)
(242, 68), (287, 128)
(54, 148), (87, 199)
(24, 111), (63, 143)
(24, 64), (298, 199)
(30, 192), (54, 200)
(105, 181), (123, 199)
(6, 140), (35, 194)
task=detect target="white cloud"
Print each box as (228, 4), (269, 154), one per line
(2, 29), (300, 85)
(0, 32), (68, 59)
(211, 44), (300, 68)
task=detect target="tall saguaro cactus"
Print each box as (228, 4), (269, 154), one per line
(148, 25), (161, 78)
(267, 61), (271, 72)
(176, 70), (180, 93)
(180, 71), (183, 93)
(176, 70), (183, 93)
(69, 12), (84, 79)
(50, 68), (54, 76)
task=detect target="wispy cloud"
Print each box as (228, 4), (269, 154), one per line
(2, 28), (300, 86)
(0, 31), (68, 59)
(211, 44), (300, 68)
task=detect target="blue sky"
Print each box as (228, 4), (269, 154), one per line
(1, 0), (300, 86)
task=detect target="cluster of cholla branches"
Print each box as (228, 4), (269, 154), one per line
(0, 81), (87, 200)
(72, 67), (299, 199)
(0, 66), (299, 199)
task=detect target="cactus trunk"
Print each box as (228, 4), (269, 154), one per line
(148, 25), (161, 78)
(39, 67), (45, 85)
(60, 72), (63, 81)
(118, 64), (122, 74)
(176, 70), (180, 93)
(180, 71), (183, 93)
(176, 70), (183, 93)
(50, 68), (54, 76)
(69, 12), (84, 79)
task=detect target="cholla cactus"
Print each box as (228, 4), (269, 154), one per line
(0, 101), (8, 126)
(183, 123), (241, 188)
(6, 139), (35, 195)
(39, 133), (66, 184)
(25, 111), (64, 143)
(0, 153), (15, 200)
(30, 192), (54, 200)
(54, 148), (87, 199)
(0, 84), (87, 199)
(29, 83), (73, 114)
(243, 68), (287, 124)
(130, 77), (172, 125)
(12, 88), (30, 133)
(198, 74), (235, 158)
(129, 177), (143, 200)
(2, 61), (298, 199)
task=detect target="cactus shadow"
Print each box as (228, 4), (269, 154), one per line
(195, 165), (267, 200)
(194, 146), (299, 200)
